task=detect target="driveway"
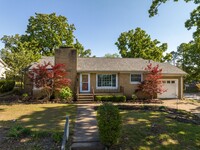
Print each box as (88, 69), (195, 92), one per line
(161, 99), (200, 117)
(184, 93), (200, 100)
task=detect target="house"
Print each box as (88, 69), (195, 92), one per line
(24, 47), (187, 100)
(0, 58), (9, 79)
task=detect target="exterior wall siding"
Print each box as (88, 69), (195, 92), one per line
(78, 72), (140, 99)
(78, 73), (184, 99)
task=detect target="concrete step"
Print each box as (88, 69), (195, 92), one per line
(77, 99), (94, 101)
(77, 96), (93, 99)
(78, 94), (93, 96)
(71, 142), (105, 150)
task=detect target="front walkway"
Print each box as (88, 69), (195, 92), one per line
(71, 104), (104, 150)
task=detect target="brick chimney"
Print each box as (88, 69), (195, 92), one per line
(55, 46), (77, 93)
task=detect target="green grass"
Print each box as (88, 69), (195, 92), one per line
(117, 110), (200, 150)
(0, 104), (76, 133)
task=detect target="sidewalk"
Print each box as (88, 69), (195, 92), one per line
(71, 104), (104, 150)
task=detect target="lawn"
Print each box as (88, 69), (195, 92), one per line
(0, 103), (76, 149)
(117, 109), (200, 150)
(0, 104), (76, 132)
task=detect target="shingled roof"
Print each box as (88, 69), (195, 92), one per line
(30, 56), (186, 75)
(77, 58), (186, 75)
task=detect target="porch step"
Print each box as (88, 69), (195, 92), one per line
(77, 94), (94, 101)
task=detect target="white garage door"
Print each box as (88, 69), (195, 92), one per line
(158, 79), (178, 99)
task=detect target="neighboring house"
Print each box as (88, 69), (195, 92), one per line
(0, 58), (8, 79)
(24, 47), (187, 100)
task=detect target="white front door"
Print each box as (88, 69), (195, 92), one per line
(158, 79), (178, 99)
(80, 74), (90, 92)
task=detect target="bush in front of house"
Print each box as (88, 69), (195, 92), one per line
(59, 87), (73, 102)
(135, 89), (151, 100)
(95, 95), (126, 102)
(132, 93), (137, 102)
(97, 103), (122, 148)
(0, 80), (15, 93)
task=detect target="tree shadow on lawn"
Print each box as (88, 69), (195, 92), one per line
(0, 104), (77, 150)
(0, 104), (76, 132)
(115, 110), (200, 150)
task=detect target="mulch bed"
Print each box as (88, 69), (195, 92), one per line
(0, 128), (61, 150)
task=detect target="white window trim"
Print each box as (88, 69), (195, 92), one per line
(80, 73), (90, 92)
(96, 74), (118, 89)
(130, 73), (143, 84)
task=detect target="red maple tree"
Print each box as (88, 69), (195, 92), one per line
(29, 62), (71, 100)
(139, 63), (166, 100)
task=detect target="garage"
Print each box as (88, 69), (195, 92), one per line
(158, 79), (178, 99)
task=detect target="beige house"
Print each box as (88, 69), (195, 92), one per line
(25, 47), (186, 100)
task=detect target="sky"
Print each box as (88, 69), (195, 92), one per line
(0, 0), (197, 57)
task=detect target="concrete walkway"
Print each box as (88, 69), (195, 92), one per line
(71, 105), (104, 150)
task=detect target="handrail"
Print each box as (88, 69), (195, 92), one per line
(61, 116), (69, 150)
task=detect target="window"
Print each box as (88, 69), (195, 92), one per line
(130, 74), (142, 84)
(97, 74), (117, 88)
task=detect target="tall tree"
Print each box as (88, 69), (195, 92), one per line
(104, 53), (120, 58)
(149, 0), (200, 38)
(73, 39), (91, 57)
(25, 13), (91, 57)
(176, 39), (200, 82)
(1, 35), (41, 79)
(25, 13), (75, 56)
(115, 27), (172, 62)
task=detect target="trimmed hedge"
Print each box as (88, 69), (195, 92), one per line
(95, 95), (126, 102)
(97, 103), (122, 148)
(0, 80), (15, 93)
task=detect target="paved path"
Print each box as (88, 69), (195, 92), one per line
(71, 104), (104, 150)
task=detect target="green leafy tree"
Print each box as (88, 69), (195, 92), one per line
(25, 13), (91, 57)
(115, 27), (172, 62)
(1, 35), (41, 79)
(104, 53), (120, 58)
(176, 39), (200, 82)
(169, 51), (180, 66)
(149, 0), (200, 38)
(26, 13), (75, 56)
(73, 39), (91, 57)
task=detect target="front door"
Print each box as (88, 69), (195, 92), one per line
(80, 74), (90, 92)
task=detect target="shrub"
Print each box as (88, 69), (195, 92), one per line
(97, 103), (122, 148)
(95, 95), (126, 102)
(159, 106), (166, 111)
(52, 132), (62, 143)
(59, 87), (73, 102)
(135, 89), (151, 100)
(22, 93), (28, 98)
(132, 94), (137, 101)
(0, 80), (15, 93)
(8, 125), (31, 138)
